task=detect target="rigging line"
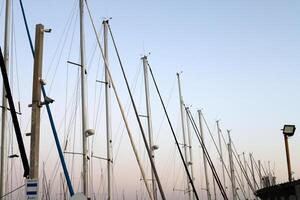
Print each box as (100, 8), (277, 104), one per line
(186, 109), (228, 200)
(146, 63), (200, 200)
(43, 77), (79, 164)
(113, 62), (142, 164)
(84, 2), (154, 200)
(91, 55), (105, 152)
(154, 76), (177, 144)
(0, 0), (4, 18)
(47, 6), (79, 95)
(0, 183), (25, 199)
(92, 55), (104, 130)
(87, 25), (103, 71)
(18, 0), (34, 56)
(112, 61), (142, 144)
(70, 71), (80, 185)
(45, 0), (78, 79)
(107, 23), (166, 200)
(43, 67), (80, 154)
(163, 143), (176, 187)
(65, 1), (79, 141)
(61, 67), (81, 141)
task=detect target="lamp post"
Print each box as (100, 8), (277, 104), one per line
(282, 124), (296, 182)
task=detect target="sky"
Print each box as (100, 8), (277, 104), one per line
(0, 0), (300, 199)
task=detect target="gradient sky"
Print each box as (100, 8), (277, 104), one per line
(0, 0), (300, 199)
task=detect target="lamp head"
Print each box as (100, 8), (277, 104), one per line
(282, 125), (296, 137)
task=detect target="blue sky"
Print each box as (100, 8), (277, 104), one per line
(1, 0), (300, 199)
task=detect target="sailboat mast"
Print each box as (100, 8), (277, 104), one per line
(186, 107), (195, 200)
(197, 110), (211, 200)
(103, 19), (113, 200)
(250, 153), (258, 199)
(227, 130), (237, 200)
(176, 73), (191, 200)
(79, 0), (89, 196)
(258, 160), (262, 188)
(243, 152), (251, 199)
(29, 23), (46, 200)
(0, 0), (11, 197)
(142, 55), (157, 200)
(216, 120), (226, 193)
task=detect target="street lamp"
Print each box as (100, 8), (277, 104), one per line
(282, 124), (296, 182)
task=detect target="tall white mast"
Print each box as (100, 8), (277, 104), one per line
(103, 19), (113, 200)
(142, 55), (157, 200)
(0, 0), (11, 197)
(186, 107), (195, 200)
(216, 120), (226, 194)
(197, 110), (211, 200)
(79, 0), (89, 196)
(176, 73), (191, 200)
(227, 130), (237, 200)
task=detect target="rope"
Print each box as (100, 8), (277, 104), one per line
(0, 184), (25, 199)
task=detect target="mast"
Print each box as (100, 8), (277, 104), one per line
(249, 153), (258, 199)
(227, 130), (237, 200)
(79, 0), (89, 196)
(29, 23), (45, 178)
(216, 120), (226, 193)
(243, 152), (251, 199)
(0, 0), (11, 197)
(186, 107), (195, 200)
(197, 110), (211, 200)
(176, 73), (191, 200)
(142, 55), (157, 200)
(258, 160), (262, 189)
(239, 154), (245, 195)
(103, 19), (113, 200)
